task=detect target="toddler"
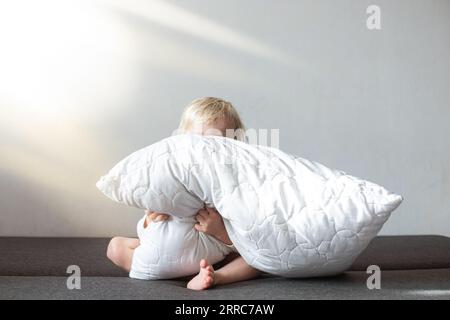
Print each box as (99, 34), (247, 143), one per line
(107, 97), (261, 290)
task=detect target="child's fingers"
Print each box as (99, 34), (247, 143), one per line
(195, 214), (206, 224)
(206, 208), (220, 216)
(151, 213), (162, 220)
(144, 216), (152, 228)
(200, 259), (208, 268)
(197, 209), (209, 218)
(205, 207), (219, 216)
(194, 223), (204, 232)
(148, 213), (170, 222)
(157, 214), (170, 221)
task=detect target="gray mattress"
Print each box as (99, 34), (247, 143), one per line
(1, 235), (450, 299)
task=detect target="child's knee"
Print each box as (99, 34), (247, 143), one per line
(106, 237), (123, 263)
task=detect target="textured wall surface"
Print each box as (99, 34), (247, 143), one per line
(0, 0), (449, 236)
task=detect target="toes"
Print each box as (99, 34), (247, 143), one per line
(204, 276), (213, 286)
(206, 265), (214, 272)
(200, 259), (207, 268)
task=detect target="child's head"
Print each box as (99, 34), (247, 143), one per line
(179, 97), (245, 140)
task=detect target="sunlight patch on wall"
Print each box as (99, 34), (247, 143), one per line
(104, 0), (302, 69)
(0, 0), (137, 122)
(0, 120), (112, 200)
(131, 26), (269, 88)
(0, 0), (138, 202)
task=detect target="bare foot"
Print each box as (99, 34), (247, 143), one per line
(187, 259), (215, 290)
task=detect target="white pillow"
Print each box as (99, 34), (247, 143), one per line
(97, 134), (403, 278)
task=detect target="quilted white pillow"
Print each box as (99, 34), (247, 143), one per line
(97, 134), (403, 278)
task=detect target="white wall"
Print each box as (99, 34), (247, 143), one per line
(0, 0), (449, 237)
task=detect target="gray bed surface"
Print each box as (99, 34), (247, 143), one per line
(1, 235), (449, 299)
(1, 235), (450, 277)
(1, 269), (450, 300)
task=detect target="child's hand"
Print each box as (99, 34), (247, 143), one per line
(144, 210), (170, 228)
(194, 207), (232, 245)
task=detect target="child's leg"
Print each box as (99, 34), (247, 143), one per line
(106, 237), (140, 272)
(187, 257), (260, 290)
(214, 256), (261, 285)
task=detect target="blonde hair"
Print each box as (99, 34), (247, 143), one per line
(179, 97), (245, 140)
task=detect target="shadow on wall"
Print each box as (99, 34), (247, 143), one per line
(0, 170), (76, 236)
(0, 167), (142, 237)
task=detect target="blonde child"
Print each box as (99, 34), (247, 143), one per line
(107, 97), (261, 290)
